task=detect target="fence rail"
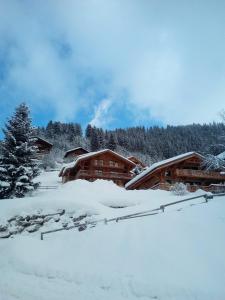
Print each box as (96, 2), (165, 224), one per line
(40, 192), (225, 240)
(37, 185), (58, 190)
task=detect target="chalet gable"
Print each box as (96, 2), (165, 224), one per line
(60, 149), (136, 177)
(125, 152), (204, 189)
(33, 136), (53, 148)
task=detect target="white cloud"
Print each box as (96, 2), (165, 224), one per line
(0, 0), (225, 125)
(90, 99), (112, 128)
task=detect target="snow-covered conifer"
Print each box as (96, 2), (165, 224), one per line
(0, 103), (40, 199)
(106, 133), (116, 151)
(90, 129), (99, 151)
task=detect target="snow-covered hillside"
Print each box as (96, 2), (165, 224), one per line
(0, 171), (225, 300)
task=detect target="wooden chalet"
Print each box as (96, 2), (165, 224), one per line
(127, 156), (146, 168)
(59, 149), (136, 187)
(64, 147), (89, 160)
(126, 152), (225, 193)
(34, 137), (53, 158)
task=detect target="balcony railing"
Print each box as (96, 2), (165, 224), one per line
(175, 169), (225, 180)
(77, 170), (134, 180)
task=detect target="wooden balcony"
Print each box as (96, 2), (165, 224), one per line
(175, 169), (225, 180)
(76, 170), (134, 181)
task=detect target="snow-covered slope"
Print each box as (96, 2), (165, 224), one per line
(0, 171), (225, 300)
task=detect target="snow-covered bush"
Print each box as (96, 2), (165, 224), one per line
(171, 182), (188, 196)
(0, 103), (40, 199)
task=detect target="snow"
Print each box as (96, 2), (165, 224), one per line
(0, 170), (225, 299)
(217, 151), (225, 160)
(125, 152), (202, 188)
(0, 181), (10, 187)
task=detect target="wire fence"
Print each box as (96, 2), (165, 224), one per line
(37, 185), (58, 190)
(40, 192), (225, 240)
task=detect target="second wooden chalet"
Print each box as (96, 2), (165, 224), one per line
(125, 152), (225, 193)
(33, 137), (53, 158)
(64, 147), (89, 161)
(59, 149), (136, 187)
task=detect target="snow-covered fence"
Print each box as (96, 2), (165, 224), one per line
(40, 193), (223, 240)
(106, 207), (160, 223)
(159, 194), (213, 212)
(212, 192), (225, 197)
(37, 185), (58, 190)
(40, 220), (96, 240)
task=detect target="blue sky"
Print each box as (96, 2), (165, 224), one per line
(0, 0), (225, 135)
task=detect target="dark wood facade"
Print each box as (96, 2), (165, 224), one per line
(64, 147), (89, 160)
(126, 152), (225, 193)
(34, 137), (53, 158)
(60, 149), (136, 187)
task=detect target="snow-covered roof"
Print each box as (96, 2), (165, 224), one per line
(33, 136), (53, 146)
(64, 147), (89, 157)
(125, 152), (203, 189)
(60, 149), (136, 176)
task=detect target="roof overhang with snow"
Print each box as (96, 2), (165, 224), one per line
(125, 152), (204, 189)
(33, 136), (53, 147)
(60, 149), (136, 177)
(64, 147), (89, 158)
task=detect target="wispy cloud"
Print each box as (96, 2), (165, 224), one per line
(90, 99), (112, 128)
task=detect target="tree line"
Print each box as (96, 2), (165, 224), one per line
(36, 121), (225, 165)
(1, 102), (225, 198)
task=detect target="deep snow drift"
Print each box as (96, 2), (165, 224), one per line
(0, 171), (225, 300)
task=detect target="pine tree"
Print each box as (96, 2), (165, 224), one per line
(106, 133), (116, 151)
(90, 129), (99, 151)
(0, 103), (40, 199)
(97, 128), (105, 149)
(85, 124), (92, 139)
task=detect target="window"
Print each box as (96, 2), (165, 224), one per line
(84, 162), (89, 168)
(94, 160), (104, 166)
(95, 170), (103, 175)
(109, 161), (119, 167)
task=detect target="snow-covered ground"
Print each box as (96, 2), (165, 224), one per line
(0, 171), (225, 300)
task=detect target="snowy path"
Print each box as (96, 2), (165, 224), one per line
(0, 171), (225, 299)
